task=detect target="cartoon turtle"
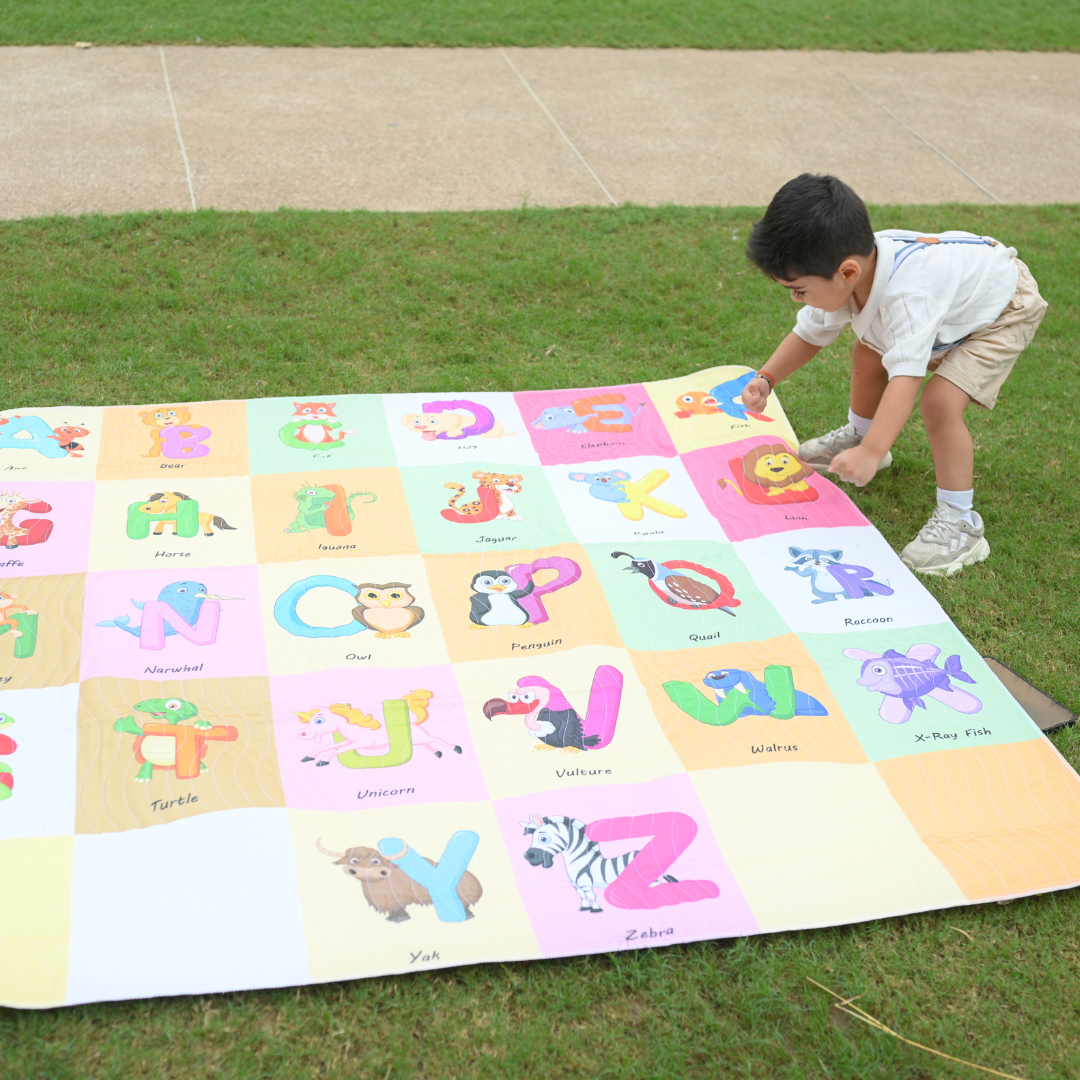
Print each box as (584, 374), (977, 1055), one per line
(112, 697), (238, 783)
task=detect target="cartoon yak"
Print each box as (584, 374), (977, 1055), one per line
(315, 838), (483, 922)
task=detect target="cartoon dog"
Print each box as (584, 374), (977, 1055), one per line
(442, 472), (525, 524)
(400, 398), (514, 441)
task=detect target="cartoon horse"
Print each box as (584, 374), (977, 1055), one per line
(295, 690), (462, 765)
(136, 492), (237, 536)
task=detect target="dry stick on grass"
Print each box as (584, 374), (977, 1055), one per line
(807, 977), (1029, 1080)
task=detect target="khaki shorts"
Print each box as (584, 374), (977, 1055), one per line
(929, 258), (1048, 409)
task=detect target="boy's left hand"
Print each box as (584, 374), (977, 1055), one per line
(828, 446), (882, 487)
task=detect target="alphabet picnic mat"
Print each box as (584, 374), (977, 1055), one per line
(3, 368), (1080, 1008)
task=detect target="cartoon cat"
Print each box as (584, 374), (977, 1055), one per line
(279, 403), (356, 449)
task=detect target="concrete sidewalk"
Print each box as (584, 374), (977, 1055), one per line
(2, 46), (1077, 218)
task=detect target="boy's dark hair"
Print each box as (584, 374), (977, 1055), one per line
(746, 174), (874, 280)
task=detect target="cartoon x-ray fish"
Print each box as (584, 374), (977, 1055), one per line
(842, 644), (981, 724)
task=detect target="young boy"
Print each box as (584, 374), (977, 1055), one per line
(740, 173), (1047, 576)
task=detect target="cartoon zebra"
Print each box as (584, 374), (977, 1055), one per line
(520, 814), (676, 913)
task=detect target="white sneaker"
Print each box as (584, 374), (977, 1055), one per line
(797, 423), (893, 475)
(901, 508), (990, 576)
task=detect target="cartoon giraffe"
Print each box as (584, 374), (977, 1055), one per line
(0, 492), (31, 548)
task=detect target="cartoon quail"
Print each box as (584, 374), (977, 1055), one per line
(611, 551), (737, 615)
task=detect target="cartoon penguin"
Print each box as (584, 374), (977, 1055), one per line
(468, 571), (535, 628)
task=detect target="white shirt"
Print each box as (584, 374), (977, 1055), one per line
(793, 230), (1019, 379)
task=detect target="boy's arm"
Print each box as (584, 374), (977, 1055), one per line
(829, 375), (921, 486)
(742, 333), (821, 412)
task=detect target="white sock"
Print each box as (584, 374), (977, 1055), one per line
(937, 487), (975, 524)
(847, 409), (873, 438)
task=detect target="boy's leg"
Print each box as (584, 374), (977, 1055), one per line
(920, 375), (974, 492)
(850, 340), (890, 420)
(901, 257), (1046, 576)
(798, 341), (893, 474)
(900, 374), (988, 576)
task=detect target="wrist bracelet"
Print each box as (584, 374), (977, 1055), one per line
(756, 371), (775, 391)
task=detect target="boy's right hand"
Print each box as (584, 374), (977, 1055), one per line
(742, 375), (771, 412)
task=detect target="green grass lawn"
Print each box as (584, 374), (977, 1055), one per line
(2, 0), (1079, 50)
(2, 203), (1078, 1078)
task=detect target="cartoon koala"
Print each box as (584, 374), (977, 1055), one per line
(568, 470), (631, 503)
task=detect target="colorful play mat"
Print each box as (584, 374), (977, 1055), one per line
(1, 367), (1078, 1007)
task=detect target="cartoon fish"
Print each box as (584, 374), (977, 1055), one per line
(97, 580), (238, 638)
(842, 644), (981, 724)
(708, 372), (774, 423)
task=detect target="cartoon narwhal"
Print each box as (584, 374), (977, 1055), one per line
(96, 580), (239, 638)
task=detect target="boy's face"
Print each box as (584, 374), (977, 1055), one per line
(774, 256), (869, 312)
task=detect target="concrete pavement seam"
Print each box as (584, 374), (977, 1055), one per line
(159, 46), (197, 211)
(811, 51), (1002, 204)
(498, 48), (618, 207)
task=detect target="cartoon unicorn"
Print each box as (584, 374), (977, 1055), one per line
(294, 690), (462, 765)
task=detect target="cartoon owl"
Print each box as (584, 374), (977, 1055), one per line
(351, 582), (425, 639)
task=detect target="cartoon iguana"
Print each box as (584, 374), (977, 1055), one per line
(285, 485), (377, 536)
(113, 698), (238, 783)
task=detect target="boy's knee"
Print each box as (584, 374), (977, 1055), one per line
(852, 342), (885, 370)
(919, 380), (966, 426)
(919, 392), (944, 425)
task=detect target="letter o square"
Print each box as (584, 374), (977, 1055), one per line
(273, 575), (366, 638)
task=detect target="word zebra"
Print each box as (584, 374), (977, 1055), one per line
(520, 814), (676, 913)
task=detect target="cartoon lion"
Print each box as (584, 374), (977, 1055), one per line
(717, 443), (817, 502)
